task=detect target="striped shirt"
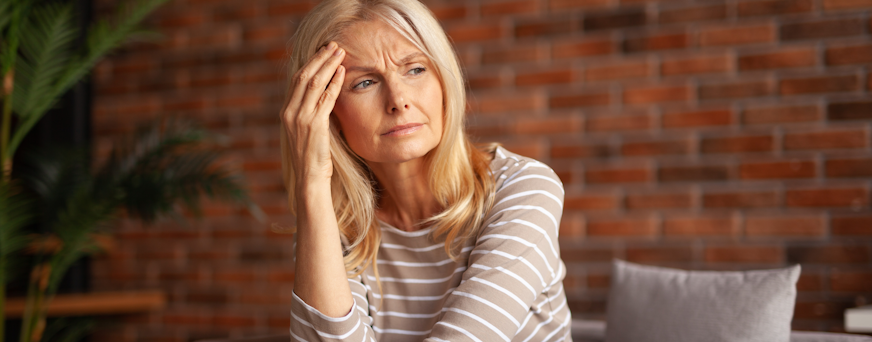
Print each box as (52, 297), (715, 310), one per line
(290, 147), (571, 341)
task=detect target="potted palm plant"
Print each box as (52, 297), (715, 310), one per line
(0, 0), (265, 341)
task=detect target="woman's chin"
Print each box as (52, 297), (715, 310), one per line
(364, 141), (439, 165)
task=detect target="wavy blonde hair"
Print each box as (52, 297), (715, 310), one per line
(280, 0), (496, 277)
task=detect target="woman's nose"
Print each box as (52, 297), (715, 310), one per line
(385, 79), (409, 114)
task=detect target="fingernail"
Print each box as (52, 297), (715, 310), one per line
(328, 42), (337, 49)
(334, 48), (343, 56)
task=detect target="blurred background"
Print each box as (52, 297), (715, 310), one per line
(8, 0), (871, 340)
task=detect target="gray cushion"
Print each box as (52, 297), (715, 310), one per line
(605, 259), (801, 342)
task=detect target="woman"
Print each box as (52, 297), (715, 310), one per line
(281, 0), (570, 341)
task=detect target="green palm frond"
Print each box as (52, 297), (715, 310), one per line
(0, 180), (33, 284)
(5, 0), (170, 163)
(98, 119), (262, 223)
(15, 147), (92, 229)
(52, 0), (169, 102)
(40, 317), (95, 342)
(0, 1), (13, 37)
(12, 3), (77, 118)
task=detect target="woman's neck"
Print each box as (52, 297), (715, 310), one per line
(369, 158), (441, 232)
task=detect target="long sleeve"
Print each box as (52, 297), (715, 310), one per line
(425, 151), (570, 341)
(290, 272), (376, 341)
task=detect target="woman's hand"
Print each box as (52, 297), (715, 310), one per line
(282, 41), (346, 185)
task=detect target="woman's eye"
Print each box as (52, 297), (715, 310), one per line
(408, 67), (425, 75)
(353, 80), (374, 89)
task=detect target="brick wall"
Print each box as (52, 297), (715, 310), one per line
(89, 0), (872, 340)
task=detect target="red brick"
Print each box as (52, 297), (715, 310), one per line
(661, 55), (730, 76)
(826, 44), (872, 65)
(266, 2), (315, 16)
(565, 194), (620, 211)
(703, 190), (778, 208)
(659, 165), (730, 182)
(113, 57), (155, 75)
(428, 3), (469, 20)
(550, 0), (611, 9)
(781, 18), (866, 40)
(516, 18), (572, 38)
(737, 0), (814, 16)
(623, 85), (689, 104)
(832, 215), (872, 236)
(163, 313), (213, 325)
(745, 215), (825, 237)
(586, 113), (653, 132)
(823, 0), (872, 9)
(551, 142), (611, 159)
(794, 300), (855, 319)
(705, 245), (784, 263)
(585, 61), (651, 82)
(739, 160), (816, 179)
(514, 115), (582, 135)
(626, 246), (694, 263)
(623, 32), (688, 53)
(446, 22), (504, 43)
(587, 217), (658, 237)
(700, 24), (775, 46)
(786, 187), (868, 208)
(664, 215), (738, 237)
(702, 135), (773, 153)
(159, 12), (207, 29)
(472, 92), (544, 114)
(583, 9), (647, 31)
(797, 272), (823, 292)
(560, 247), (617, 262)
(826, 158), (872, 178)
(586, 166), (650, 183)
(787, 245), (871, 264)
(214, 270), (257, 282)
(742, 104), (820, 125)
(783, 129), (867, 150)
(468, 72), (504, 89)
(659, 4), (726, 24)
(214, 315), (256, 327)
(243, 22), (288, 43)
(662, 109), (732, 128)
(738, 47), (817, 70)
(828, 100), (872, 121)
(560, 215), (585, 237)
(549, 91), (611, 108)
(553, 39), (613, 59)
(780, 74), (859, 95)
(830, 271), (872, 292)
(699, 80), (773, 100)
(621, 139), (691, 156)
(483, 45), (547, 64)
(587, 274), (610, 289)
(626, 191), (692, 209)
(516, 67), (576, 86)
(481, 0), (539, 16)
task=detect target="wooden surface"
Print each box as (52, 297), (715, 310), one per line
(4, 290), (166, 317)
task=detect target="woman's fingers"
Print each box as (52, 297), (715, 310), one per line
(298, 46), (345, 119)
(319, 65), (345, 114)
(283, 42), (340, 121)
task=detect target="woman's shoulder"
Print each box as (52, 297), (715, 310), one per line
(488, 146), (563, 194)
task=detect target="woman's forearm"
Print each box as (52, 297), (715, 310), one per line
(293, 180), (354, 318)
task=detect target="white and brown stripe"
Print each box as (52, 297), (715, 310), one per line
(291, 147), (571, 341)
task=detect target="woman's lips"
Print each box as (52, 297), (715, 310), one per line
(382, 123), (423, 137)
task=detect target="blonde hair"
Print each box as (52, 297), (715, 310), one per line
(280, 0), (496, 278)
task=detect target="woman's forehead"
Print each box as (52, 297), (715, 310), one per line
(337, 20), (424, 68)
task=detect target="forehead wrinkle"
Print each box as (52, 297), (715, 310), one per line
(338, 21), (425, 74)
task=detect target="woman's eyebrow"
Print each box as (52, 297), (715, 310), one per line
(345, 52), (425, 73)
